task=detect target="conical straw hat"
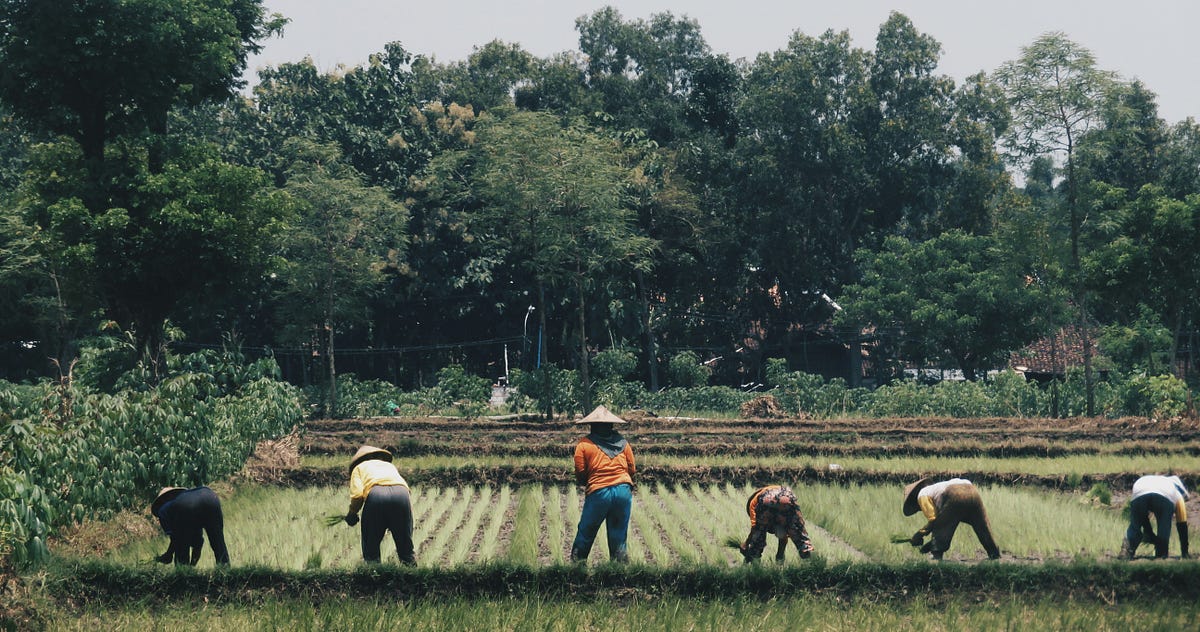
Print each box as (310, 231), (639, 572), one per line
(349, 445), (393, 472)
(574, 405), (627, 424)
(902, 477), (932, 516)
(151, 487), (187, 516)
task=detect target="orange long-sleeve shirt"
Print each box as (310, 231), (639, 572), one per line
(574, 438), (635, 494)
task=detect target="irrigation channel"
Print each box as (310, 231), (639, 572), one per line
(43, 413), (1200, 613)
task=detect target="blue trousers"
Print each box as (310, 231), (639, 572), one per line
(1127, 493), (1176, 558)
(571, 483), (632, 561)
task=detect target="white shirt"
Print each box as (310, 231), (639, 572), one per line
(918, 478), (972, 504)
(1131, 475), (1188, 504)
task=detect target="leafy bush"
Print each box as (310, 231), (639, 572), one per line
(765, 359), (866, 418)
(435, 364), (492, 406)
(667, 351), (710, 388)
(1121, 373), (1190, 419)
(639, 385), (751, 416)
(509, 366), (580, 418)
(0, 348), (304, 567)
(591, 347), (638, 384)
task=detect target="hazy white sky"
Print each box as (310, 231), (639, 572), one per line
(246, 1), (1199, 124)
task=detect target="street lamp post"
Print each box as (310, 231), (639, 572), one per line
(522, 305), (535, 370)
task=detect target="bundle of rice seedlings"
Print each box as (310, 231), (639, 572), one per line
(723, 536), (742, 549)
(323, 514), (345, 527)
(890, 534), (913, 544)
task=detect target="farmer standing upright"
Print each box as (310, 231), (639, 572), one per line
(903, 477), (1000, 560)
(1121, 474), (1189, 559)
(738, 484), (814, 563)
(570, 405), (635, 563)
(344, 445), (416, 565)
(151, 485), (230, 566)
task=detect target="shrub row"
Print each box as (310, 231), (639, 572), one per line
(327, 360), (1194, 421)
(0, 350), (305, 567)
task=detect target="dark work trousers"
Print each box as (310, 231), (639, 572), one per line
(1127, 493), (1177, 558)
(927, 484), (1000, 559)
(361, 484), (415, 564)
(159, 487), (230, 565)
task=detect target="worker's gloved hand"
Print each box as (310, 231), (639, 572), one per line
(910, 533), (924, 547)
(156, 551), (172, 564)
(344, 513), (359, 527)
(919, 541), (935, 554)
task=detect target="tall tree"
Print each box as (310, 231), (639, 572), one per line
(837, 231), (1052, 381)
(0, 0), (284, 166)
(15, 140), (288, 364)
(462, 110), (656, 410)
(276, 140), (409, 415)
(0, 0), (286, 367)
(994, 32), (1117, 415)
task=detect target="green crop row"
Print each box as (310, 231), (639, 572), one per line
(44, 593), (1200, 631)
(0, 350), (305, 566)
(298, 452), (1200, 478)
(99, 482), (1147, 571)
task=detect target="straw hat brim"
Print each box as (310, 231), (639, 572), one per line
(349, 445), (393, 472)
(151, 487), (187, 516)
(574, 405), (627, 424)
(902, 477), (932, 516)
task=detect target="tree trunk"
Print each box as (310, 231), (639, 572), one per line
(636, 269), (659, 391)
(1066, 147), (1095, 417)
(1169, 310), (1183, 378)
(326, 277), (337, 418)
(577, 264), (591, 412)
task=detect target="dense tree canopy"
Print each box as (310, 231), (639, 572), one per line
(1, 4), (1197, 393)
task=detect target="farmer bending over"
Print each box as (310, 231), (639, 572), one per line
(570, 406), (635, 563)
(738, 484), (814, 563)
(151, 486), (230, 566)
(344, 445), (416, 565)
(903, 477), (1000, 560)
(1122, 474), (1189, 560)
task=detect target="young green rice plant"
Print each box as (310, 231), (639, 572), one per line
(505, 485), (543, 565)
(649, 482), (708, 564)
(800, 482), (931, 563)
(710, 481), (865, 565)
(446, 485), (494, 566)
(984, 485), (1129, 559)
(412, 487), (459, 561)
(630, 490), (672, 565)
(418, 486), (476, 564)
(641, 453), (1200, 476)
(542, 485), (566, 563)
(685, 482), (745, 565)
(50, 594), (1200, 631)
(105, 485), (362, 569)
(474, 486), (513, 562)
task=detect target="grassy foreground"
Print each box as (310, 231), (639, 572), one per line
(44, 594), (1200, 632)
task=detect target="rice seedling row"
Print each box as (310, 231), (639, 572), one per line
(444, 485), (494, 566)
(471, 485), (514, 562)
(100, 481), (1154, 570)
(418, 486), (475, 565)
